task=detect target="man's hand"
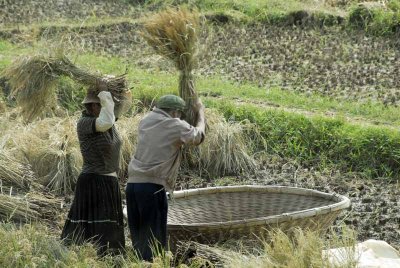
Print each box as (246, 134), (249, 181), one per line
(193, 98), (206, 135)
(192, 98), (204, 114)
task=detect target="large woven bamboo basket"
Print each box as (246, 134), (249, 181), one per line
(167, 185), (350, 245)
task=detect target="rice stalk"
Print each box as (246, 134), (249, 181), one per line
(36, 118), (81, 194)
(2, 55), (130, 121)
(0, 151), (35, 191)
(5, 116), (82, 194)
(255, 228), (357, 268)
(117, 115), (142, 179)
(0, 191), (62, 223)
(0, 92), (6, 113)
(187, 109), (259, 177)
(24, 192), (62, 220)
(0, 194), (40, 223)
(140, 7), (201, 125)
(176, 241), (242, 268)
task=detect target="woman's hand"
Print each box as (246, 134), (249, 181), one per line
(97, 91), (114, 107)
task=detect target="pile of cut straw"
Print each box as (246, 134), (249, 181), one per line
(185, 109), (259, 177)
(117, 115), (142, 178)
(0, 194), (40, 223)
(0, 151), (35, 191)
(24, 191), (62, 220)
(0, 191), (62, 223)
(4, 116), (81, 194)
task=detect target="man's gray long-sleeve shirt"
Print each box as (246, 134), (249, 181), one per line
(127, 108), (203, 191)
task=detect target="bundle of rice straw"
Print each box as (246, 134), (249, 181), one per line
(2, 55), (131, 121)
(0, 191), (61, 223)
(140, 7), (200, 125)
(0, 194), (40, 223)
(0, 151), (36, 191)
(185, 109), (259, 177)
(24, 192), (62, 220)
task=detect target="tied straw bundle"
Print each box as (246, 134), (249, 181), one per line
(0, 151), (36, 191)
(0, 192), (62, 223)
(140, 7), (200, 125)
(2, 55), (131, 121)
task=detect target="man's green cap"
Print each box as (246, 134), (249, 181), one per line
(157, 95), (186, 112)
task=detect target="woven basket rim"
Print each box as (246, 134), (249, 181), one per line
(168, 185), (351, 229)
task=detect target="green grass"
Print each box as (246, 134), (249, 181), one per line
(139, 0), (345, 24)
(0, 17), (137, 32)
(0, 222), (356, 268)
(68, 51), (400, 126)
(207, 99), (400, 178)
(197, 78), (400, 127)
(348, 0), (400, 36)
(0, 41), (32, 70)
(0, 223), (117, 267)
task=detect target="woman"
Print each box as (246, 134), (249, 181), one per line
(61, 84), (125, 256)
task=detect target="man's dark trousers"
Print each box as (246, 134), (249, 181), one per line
(126, 183), (168, 261)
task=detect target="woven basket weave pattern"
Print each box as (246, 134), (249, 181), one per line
(169, 192), (336, 224)
(167, 186), (350, 244)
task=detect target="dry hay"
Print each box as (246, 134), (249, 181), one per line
(4, 116), (82, 195)
(176, 228), (357, 267)
(176, 241), (241, 268)
(0, 194), (40, 223)
(0, 151), (36, 191)
(2, 55), (131, 121)
(0, 92), (6, 113)
(0, 111), (142, 192)
(0, 191), (62, 223)
(24, 191), (62, 221)
(140, 7), (201, 125)
(116, 115), (142, 178)
(185, 109), (260, 177)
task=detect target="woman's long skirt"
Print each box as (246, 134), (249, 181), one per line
(61, 173), (125, 255)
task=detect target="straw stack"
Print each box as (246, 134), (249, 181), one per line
(182, 109), (259, 177)
(24, 192), (62, 220)
(5, 116), (82, 194)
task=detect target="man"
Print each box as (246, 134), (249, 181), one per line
(126, 94), (205, 261)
